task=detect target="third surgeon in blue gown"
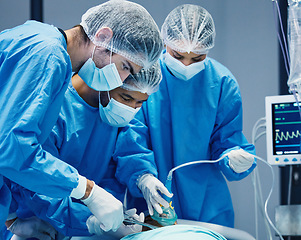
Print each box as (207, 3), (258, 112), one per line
(7, 63), (162, 239)
(113, 4), (257, 228)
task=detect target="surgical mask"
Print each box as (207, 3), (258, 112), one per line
(78, 46), (122, 91)
(99, 91), (140, 127)
(164, 52), (205, 81)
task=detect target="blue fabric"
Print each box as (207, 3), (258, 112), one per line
(9, 82), (126, 236)
(114, 52), (256, 228)
(1, 224), (13, 240)
(0, 178), (11, 232)
(121, 225), (226, 240)
(0, 21), (79, 228)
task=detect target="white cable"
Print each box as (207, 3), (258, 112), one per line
(254, 166), (273, 240)
(254, 131), (266, 143)
(256, 155), (284, 240)
(166, 158), (222, 181)
(250, 170), (259, 240)
(165, 116), (284, 239)
(251, 117), (273, 240)
(251, 117), (266, 144)
(251, 116), (284, 239)
(165, 150), (284, 239)
(288, 165), (293, 205)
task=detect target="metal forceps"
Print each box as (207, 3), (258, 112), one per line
(123, 212), (158, 230)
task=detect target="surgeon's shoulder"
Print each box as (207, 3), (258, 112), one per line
(26, 21), (69, 59)
(206, 58), (235, 77)
(206, 57), (238, 85)
(38, 38), (71, 74)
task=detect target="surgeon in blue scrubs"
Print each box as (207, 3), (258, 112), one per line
(113, 4), (256, 228)
(5, 63), (162, 239)
(0, 0), (163, 233)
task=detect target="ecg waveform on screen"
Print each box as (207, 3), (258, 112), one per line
(275, 130), (301, 142)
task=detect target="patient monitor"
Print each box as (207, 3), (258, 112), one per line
(266, 94), (301, 165)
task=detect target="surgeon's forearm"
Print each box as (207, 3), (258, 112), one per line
(70, 175), (94, 199)
(81, 179), (94, 200)
(5, 218), (17, 228)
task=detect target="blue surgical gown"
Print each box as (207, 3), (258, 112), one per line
(9, 82), (126, 236)
(113, 52), (256, 228)
(0, 21), (79, 227)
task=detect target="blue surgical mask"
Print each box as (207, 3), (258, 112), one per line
(78, 46), (122, 91)
(164, 52), (205, 81)
(99, 91), (140, 127)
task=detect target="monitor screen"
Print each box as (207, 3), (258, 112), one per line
(266, 95), (301, 165)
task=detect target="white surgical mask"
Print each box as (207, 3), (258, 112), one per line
(164, 52), (205, 81)
(78, 46), (122, 91)
(99, 91), (140, 127)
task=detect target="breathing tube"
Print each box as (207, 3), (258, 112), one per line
(151, 157), (224, 226)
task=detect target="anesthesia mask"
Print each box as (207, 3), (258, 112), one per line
(151, 175), (178, 227)
(151, 202), (178, 227)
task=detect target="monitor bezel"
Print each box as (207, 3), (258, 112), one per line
(265, 94), (301, 165)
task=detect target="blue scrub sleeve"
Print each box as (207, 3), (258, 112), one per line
(0, 179), (11, 228)
(210, 77), (256, 181)
(43, 124), (62, 159)
(113, 115), (158, 197)
(0, 48), (78, 198)
(218, 146), (257, 181)
(1, 225), (13, 240)
(12, 184), (91, 237)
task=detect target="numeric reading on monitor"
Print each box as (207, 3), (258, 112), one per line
(266, 95), (301, 165)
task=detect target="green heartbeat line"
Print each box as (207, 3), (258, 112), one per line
(275, 130), (301, 141)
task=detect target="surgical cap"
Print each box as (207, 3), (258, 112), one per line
(161, 4), (216, 54)
(80, 0), (163, 69)
(121, 62), (162, 95)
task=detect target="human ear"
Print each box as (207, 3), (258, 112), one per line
(95, 27), (113, 44)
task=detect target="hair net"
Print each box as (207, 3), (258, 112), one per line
(161, 4), (215, 54)
(121, 62), (162, 95)
(80, 0), (163, 69)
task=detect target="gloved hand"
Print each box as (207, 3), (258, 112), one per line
(7, 216), (57, 240)
(224, 148), (255, 173)
(81, 182), (124, 232)
(87, 208), (144, 238)
(137, 174), (173, 215)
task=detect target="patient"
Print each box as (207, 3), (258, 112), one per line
(122, 225), (226, 240)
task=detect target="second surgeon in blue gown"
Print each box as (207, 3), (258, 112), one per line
(7, 63), (162, 239)
(113, 4), (257, 228)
